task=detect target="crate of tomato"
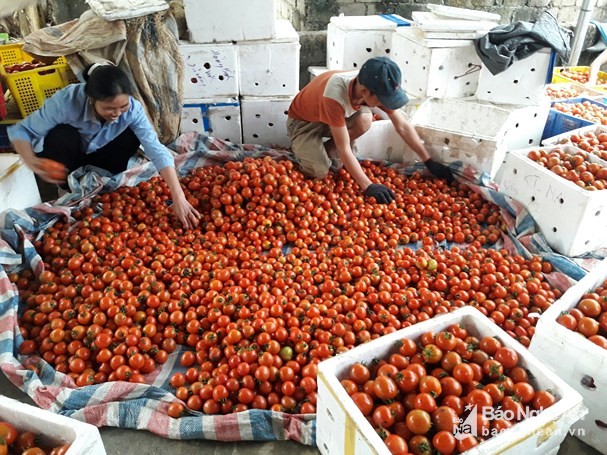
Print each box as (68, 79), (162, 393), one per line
(542, 124), (607, 161)
(542, 98), (607, 140)
(552, 66), (607, 86)
(0, 395), (106, 454)
(0, 43), (78, 118)
(497, 144), (607, 257)
(530, 258), (607, 454)
(316, 306), (585, 455)
(545, 82), (606, 102)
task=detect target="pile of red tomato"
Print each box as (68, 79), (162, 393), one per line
(557, 69), (607, 85)
(0, 421), (71, 455)
(342, 324), (557, 455)
(2, 60), (51, 74)
(526, 147), (607, 190)
(9, 157), (560, 417)
(556, 281), (607, 349)
(552, 101), (607, 126)
(553, 130), (607, 161)
(545, 85), (588, 100)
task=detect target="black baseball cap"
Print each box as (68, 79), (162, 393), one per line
(358, 57), (408, 110)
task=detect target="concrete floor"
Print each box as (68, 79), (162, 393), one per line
(0, 372), (601, 455)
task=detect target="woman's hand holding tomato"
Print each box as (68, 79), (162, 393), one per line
(28, 157), (68, 184)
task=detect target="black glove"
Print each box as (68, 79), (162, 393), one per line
(364, 183), (396, 204)
(424, 159), (455, 183)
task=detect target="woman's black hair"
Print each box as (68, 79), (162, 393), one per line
(83, 64), (133, 101)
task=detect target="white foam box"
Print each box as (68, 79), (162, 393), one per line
(476, 48), (555, 106)
(237, 19), (300, 97)
(411, 11), (498, 33)
(184, 0), (276, 43)
(411, 97), (550, 177)
(240, 95), (293, 148)
(530, 259), (607, 454)
(352, 119), (416, 163)
(0, 153), (41, 212)
(0, 396), (106, 455)
(317, 306), (585, 455)
(326, 15), (399, 71)
(542, 124), (607, 148)
(497, 145), (607, 257)
(392, 27), (483, 99)
(308, 66), (329, 81)
(179, 41), (239, 98)
(181, 98), (242, 143)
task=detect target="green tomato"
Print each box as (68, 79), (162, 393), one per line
(279, 346), (293, 361)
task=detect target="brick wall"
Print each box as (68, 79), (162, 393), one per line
(276, 0), (607, 31)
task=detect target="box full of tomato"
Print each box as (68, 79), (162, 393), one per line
(542, 124), (607, 161)
(497, 144), (607, 257)
(552, 66), (607, 86)
(530, 258), (607, 454)
(545, 82), (606, 102)
(0, 396), (106, 454)
(316, 306), (585, 455)
(542, 98), (607, 140)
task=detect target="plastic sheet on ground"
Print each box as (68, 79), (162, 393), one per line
(0, 132), (600, 444)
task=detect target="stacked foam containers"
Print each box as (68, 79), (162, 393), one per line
(529, 259), (607, 453)
(317, 14), (419, 163)
(394, 6), (553, 178)
(181, 0), (300, 147)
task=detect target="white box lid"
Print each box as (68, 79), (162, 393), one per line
(0, 153), (21, 178)
(412, 12), (498, 32)
(427, 4), (501, 22)
(396, 27), (475, 48)
(236, 19), (299, 44)
(329, 14), (398, 31)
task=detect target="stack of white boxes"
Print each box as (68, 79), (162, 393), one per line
(181, 0), (300, 148)
(311, 8), (553, 177)
(394, 6), (553, 177)
(313, 14), (416, 162)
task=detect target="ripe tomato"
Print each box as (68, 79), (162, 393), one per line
(349, 363), (371, 385)
(405, 409), (432, 435)
(494, 347), (519, 369)
(0, 422), (18, 445)
(433, 430), (456, 454)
